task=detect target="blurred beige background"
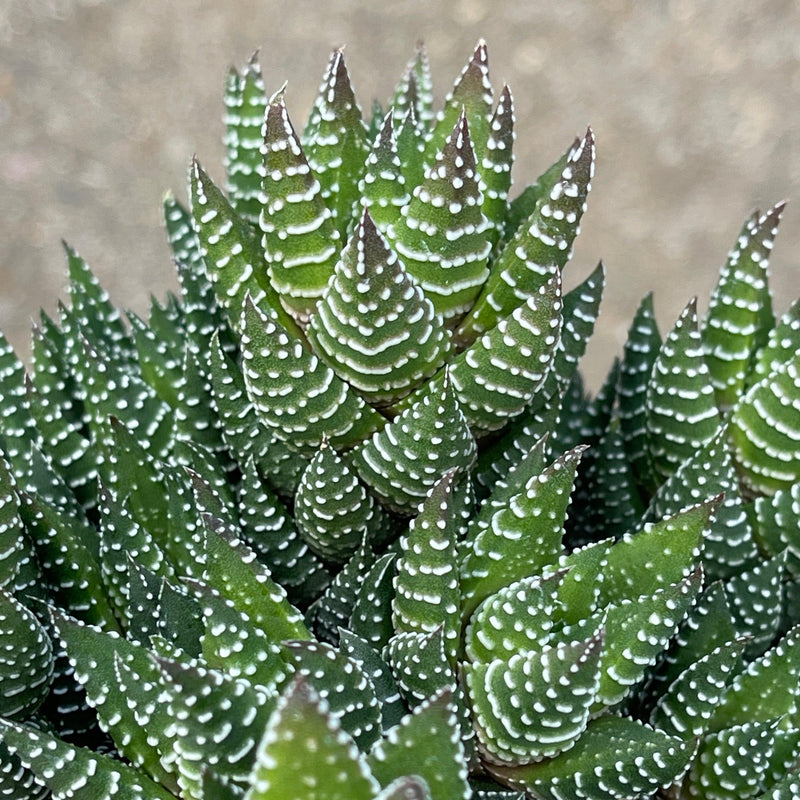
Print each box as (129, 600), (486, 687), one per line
(1, 0), (798, 389)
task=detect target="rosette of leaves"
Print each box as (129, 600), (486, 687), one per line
(0, 40), (799, 800)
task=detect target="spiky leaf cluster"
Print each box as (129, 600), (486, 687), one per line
(1, 41), (799, 800)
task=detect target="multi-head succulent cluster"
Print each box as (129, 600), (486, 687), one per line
(1, 41), (799, 800)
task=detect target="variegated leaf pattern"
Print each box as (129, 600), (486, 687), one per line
(307, 210), (450, 407)
(294, 438), (381, 563)
(646, 298), (722, 482)
(701, 201), (784, 410)
(367, 688), (471, 800)
(244, 678), (379, 800)
(240, 296), (386, 455)
(392, 472), (462, 662)
(458, 127), (594, 341)
(487, 715), (695, 800)
(302, 49), (370, 241)
(464, 634), (603, 765)
(1, 40), (799, 800)
(728, 350), (800, 495)
(347, 372), (476, 514)
(224, 51), (267, 225)
(259, 94), (340, 324)
(388, 111), (491, 324)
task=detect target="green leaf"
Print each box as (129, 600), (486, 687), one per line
(596, 499), (710, 607)
(465, 634), (602, 765)
(127, 308), (183, 407)
(464, 569), (566, 663)
(157, 655), (276, 799)
(349, 552), (397, 650)
(165, 195), (229, 359)
(472, 403), (559, 498)
(307, 539), (371, 645)
(0, 329), (39, 470)
(64, 242), (136, 366)
(105, 418), (168, 538)
(183, 576), (287, 690)
(259, 93), (341, 324)
(594, 570), (702, 710)
(487, 715), (694, 800)
(240, 296), (386, 456)
(435, 273), (562, 435)
(708, 624), (800, 732)
(373, 776), (433, 800)
(753, 482), (800, 576)
(388, 111), (491, 323)
(646, 298), (722, 481)
(307, 210), (450, 408)
(460, 128), (594, 339)
(650, 638), (746, 739)
(0, 452), (41, 600)
(729, 351), (800, 495)
(348, 371), (476, 515)
(338, 629), (405, 730)
(749, 296), (800, 385)
(460, 446), (584, 621)
(0, 588), (52, 719)
(393, 472), (461, 662)
(96, 481), (174, 621)
(367, 688), (470, 800)
(551, 538), (613, 628)
(164, 192), (205, 277)
(502, 137), (576, 239)
(201, 515), (311, 643)
(126, 561), (203, 656)
(53, 610), (180, 791)
(280, 640), (381, 749)
(395, 106), (428, 192)
(618, 291), (662, 494)
(19, 491), (119, 631)
(468, 434), (550, 536)
(649, 431), (758, 581)
(27, 321), (96, 506)
(0, 739), (49, 800)
(685, 719), (780, 800)
(725, 552), (785, 657)
(757, 773), (800, 800)
(424, 41), (493, 170)
(224, 52), (268, 226)
(191, 158), (301, 338)
(302, 49), (370, 240)
(359, 112), (410, 233)
(654, 581), (739, 694)
(81, 336), (172, 461)
(702, 203), (784, 410)
(481, 84), (514, 246)
(539, 262), (605, 405)
(0, 718), (176, 800)
(238, 455), (330, 605)
(294, 438), (382, 563)
(390, 43), (434, 133)
(209, 334), (307, 497)
(243, 678), (379, 800)
(578, 417), (645, 541)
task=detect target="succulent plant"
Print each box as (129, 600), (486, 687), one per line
(1, 40), (799, 800)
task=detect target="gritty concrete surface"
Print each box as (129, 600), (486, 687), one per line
(1, 0), (799, 389)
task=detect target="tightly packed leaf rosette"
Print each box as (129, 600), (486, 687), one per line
(0, 39), (799, 800)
